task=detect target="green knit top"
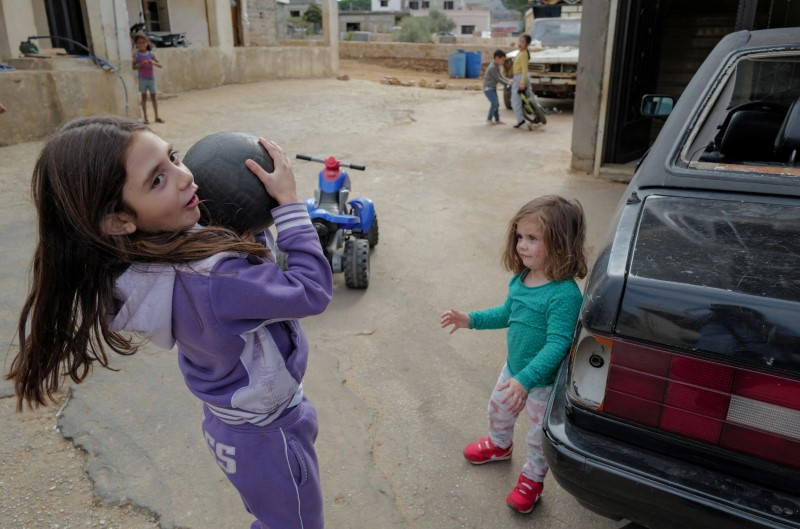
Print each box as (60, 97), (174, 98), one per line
(468, 272), (582, 390)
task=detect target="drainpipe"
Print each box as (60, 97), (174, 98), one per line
(593, 0), (618, 177)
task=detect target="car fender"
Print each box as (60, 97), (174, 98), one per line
(348, 198), (375, 231)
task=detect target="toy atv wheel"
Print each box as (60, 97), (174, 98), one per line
(366, 214), (379, 248)
(343, 239), (369, 289)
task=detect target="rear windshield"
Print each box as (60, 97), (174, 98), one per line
(631, 195), (800, 302)
(530, 19), (580, 47)
(682, 52), (800, 174)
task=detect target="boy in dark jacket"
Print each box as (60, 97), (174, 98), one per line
(483, 49), (511, 125)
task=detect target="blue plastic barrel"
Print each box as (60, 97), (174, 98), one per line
(448, 50), (466, 79)
(465, 51), (482, 79)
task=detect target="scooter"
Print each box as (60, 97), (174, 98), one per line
(295, 154), (378, 289)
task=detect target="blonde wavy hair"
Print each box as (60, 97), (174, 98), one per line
(502, 195), (588, 280)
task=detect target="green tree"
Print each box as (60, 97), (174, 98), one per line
(501, 0), (528, 18)
(304, 4), (323, 25)
(397, 16), (431, 42)
(428, 9), (456, 33)
(397, 10), (455, 42)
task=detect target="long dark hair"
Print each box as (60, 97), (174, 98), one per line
(7, 115), (267, 410)
(502, 195), (588, 280)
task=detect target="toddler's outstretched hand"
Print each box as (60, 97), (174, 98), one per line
(440, 309), (470, 334)
(246, 138), (298, 206)
(499, 378), (528, 414)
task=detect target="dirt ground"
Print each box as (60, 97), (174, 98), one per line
(0, 60), (619, 529)
(340, 58), (484, 85)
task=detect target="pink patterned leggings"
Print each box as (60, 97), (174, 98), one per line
(487, 363), (553, 482)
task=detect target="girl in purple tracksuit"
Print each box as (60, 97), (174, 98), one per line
(7, 115), (333, 529)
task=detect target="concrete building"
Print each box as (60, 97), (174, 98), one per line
(572, 0), (800, 180)
(0, 0), (339, 145)
(371, 0), (405, 11)
(398, 0), (491, 35)
(339, 11), (406, 33)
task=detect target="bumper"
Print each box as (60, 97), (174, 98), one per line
(543, 361), (800, 529)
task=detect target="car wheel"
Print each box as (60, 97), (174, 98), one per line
(525, 97), (547, 125)
(343, 239), (369, 289)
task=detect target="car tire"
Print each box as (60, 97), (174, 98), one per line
(366, 214), (379, 248)
(343, 239), (369, 289)
(503, 85), (512, 110)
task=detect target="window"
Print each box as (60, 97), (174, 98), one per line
(144, 0), (170, 31)
(380, 0), (388, 5)
(681, 53), (800, 173)
(290, 10), (301, 16)
(409, 1), (419, 8)
(461, 25), (474, 34)
(421, 1), (429, 7)
(444, 1), (453, 8)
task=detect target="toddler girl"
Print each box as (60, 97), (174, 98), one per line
(441, 195), (587, 514)
(7, 116), (332, 529)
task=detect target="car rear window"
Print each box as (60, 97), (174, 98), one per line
(682, 52), (800, 175)
(631, 195), (800, 302)
(530, 19), (580, 47)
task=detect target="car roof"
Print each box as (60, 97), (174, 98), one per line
(634, 28), (800, 197)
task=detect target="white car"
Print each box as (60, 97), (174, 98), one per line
(503, 17), (580, 108)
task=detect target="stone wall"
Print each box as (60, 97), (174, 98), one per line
(246, 0), (281, 45)
(340, 41), (510, 63)
(0, 45), (334, 146)
(0, 59), (130, 146)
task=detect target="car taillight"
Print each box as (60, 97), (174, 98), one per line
(567, 330), (800, 468)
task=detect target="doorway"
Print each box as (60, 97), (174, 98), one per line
(43, 0), (88, 55)
(602, 0), (800, 165)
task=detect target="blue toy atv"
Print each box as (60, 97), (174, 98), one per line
(294, 154), (378, 289)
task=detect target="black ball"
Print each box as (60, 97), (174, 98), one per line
(183, 131), (279, 234)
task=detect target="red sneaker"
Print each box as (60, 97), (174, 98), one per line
(463, 437), (512, 464)
(506, 474), (543, 513)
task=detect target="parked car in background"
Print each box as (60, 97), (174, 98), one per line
(543, 27), (800, 529)
(503, 16), (580, 108)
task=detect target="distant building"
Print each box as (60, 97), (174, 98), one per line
(371, 0), (404, 10)
(387, 0), (490, 35)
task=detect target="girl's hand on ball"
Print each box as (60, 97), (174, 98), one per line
(246, 139), (298, 205)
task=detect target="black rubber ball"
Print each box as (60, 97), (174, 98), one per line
(183, 131), (279, 234)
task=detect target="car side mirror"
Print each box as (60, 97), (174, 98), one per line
(641, 94), (675, 119)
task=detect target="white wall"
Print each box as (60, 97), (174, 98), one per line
(450, 9), (489, 33)
(169, 0), (211, 47)
(0, 0), (38, 61)
(371, 0), (402, 11)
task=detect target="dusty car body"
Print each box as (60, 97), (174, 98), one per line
(544, 27), (800, 529)
(503, 17), (580, 108)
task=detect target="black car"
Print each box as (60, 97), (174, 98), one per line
(543, 27), (800, 529)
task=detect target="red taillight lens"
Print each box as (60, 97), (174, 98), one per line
(570, 335), (800, 468)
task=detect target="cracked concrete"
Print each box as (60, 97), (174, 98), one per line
(1, 70), (629, 528)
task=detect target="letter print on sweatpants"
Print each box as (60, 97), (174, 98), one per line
(202, 398), (324, 529)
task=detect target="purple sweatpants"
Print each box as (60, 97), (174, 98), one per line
(202, 397), (324, 529)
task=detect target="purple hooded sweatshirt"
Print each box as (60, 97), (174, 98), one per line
(109, 203), (333, 426)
